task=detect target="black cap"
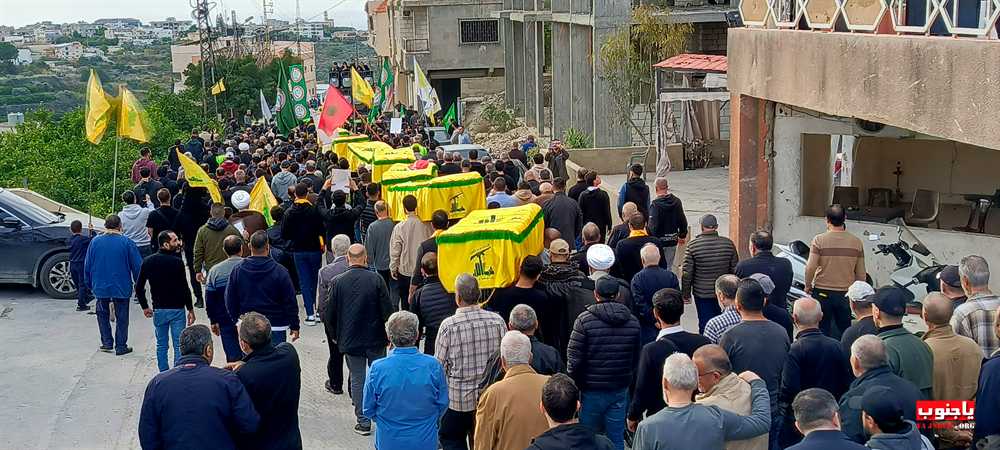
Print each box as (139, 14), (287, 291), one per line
(861, 386), (906, 430)
(700, 214), (719, 228)
(938, 265), (961, 288)
(872, 286), (908, 317)
(595, 276), (620, 300)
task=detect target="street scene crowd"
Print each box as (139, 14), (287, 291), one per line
(70, 117), (1000, 450)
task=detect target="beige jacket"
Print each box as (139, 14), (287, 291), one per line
(695, 373), (769, 450)
(388, 213), (432, 277)
(474, 365), (550, 450)
(923, 325), (982, 447)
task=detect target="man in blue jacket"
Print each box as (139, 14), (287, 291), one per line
(139, 324), (259, 450)
(84, 214), (143, 356)
(838, 334), (922, 443)
(225, 230), (300, 344)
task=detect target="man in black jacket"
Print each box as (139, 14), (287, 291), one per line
(528, 374), (614, 450)
(232, 312), (302, 450)
(626, 297), (682, 430)
(410, 253), (457, 354)
(566, 277), (641, 450)
(281, 182), (326, 325)
(613, 212), (666, 283)
(735, 230), (794, 311)
(539, 240), (596, 356)
(542, 177), (583, 247)
(136, 230), (196, 371)
(578, 171), (612, 243)
(618, 164), (650, 219)
(323, 243), (393, 436)
(319, 188), (363, 250)
(648, 177), (688, 270)
(409, 209), (450, 290)
(225, 231), (300, 344)
(568, 169), (590, 202)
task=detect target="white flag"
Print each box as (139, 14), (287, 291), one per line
(259, 89), (273, 121)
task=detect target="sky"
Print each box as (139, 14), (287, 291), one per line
(0, 0), (369, 29)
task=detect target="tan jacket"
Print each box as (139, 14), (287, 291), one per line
(388, 213), (432, 277)
(923, 325), (982, 447)
(474, 365), (550, 450)
(695, 373), (769, 450)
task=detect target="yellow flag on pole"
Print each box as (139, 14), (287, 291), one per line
(85, 69), (113, 144)
(176, 149), (223, 203)
(211, 78), (226, 95)
(248, 177), (279, 226)
(351, 68), (374, 107)
(117, 86), (152, 143)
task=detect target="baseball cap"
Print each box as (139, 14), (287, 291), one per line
(586, 244), (615, 271)
(847, 281), (876, 303)
(595, 276), (620, 299)
(861, 386), (906, 430)
(938, 265), (961, 289)
(700, 214), (719, 228)
(550, 239), (570, 256)
(871, 286), (908, 316)
(747, 273), (775, 296)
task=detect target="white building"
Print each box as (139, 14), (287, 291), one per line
(149, 17), (193, 32)
(50, 42), (83, 60)
(15, 49), (32, 65)
(296, 21), (326, 40)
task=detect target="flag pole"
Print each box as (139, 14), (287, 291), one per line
(111, 134), (120, 207)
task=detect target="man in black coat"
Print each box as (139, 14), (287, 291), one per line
(735, 230), (794, 310)
(232, 312), (302, 450)
(528, 374), (614, 450)
(281, 182), (326, 325)
(318, 188), (363, 247)
(613, 212), (667, 283)
(647, 177), (688, 269)
(578, 171), (612, 243)
(541, 177), (583, 247)
(323, 243), (393, 435)
(410, 253), (457, 354)
(568, 169), (590, 202)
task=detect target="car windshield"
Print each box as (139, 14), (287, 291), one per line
(0, 190), (62, 225)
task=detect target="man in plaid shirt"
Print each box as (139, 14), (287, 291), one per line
(951, 255), (1000, 357)
(702, 275), (742, 344)
(435, 273), (507, 450)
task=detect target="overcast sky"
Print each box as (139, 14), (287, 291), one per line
(0, 0), (369, 29)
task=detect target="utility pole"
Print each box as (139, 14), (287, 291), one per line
(295, 0), (302, 55)
(192, 0), (220, 120)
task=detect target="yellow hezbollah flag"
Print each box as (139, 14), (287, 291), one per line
(371, 146), (417, 183)
(351, 68), (374, 107)
(117, 86), (152, 143)
(248, 177), (279, 226)
(176, 149), (223, 203)
(85, 69), (113, 144)
(385, 172), (486, 222)
(346, 140), (392, 171)
(437, 203), (544, 292)
(380, 162), (437, 198)
(211, 78), (226, 95)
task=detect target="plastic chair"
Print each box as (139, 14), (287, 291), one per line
(625, 148), (650, 181)
(906, 189), (940, 228)
(868, 188), (894, 207)
(832, 186), (860, 210)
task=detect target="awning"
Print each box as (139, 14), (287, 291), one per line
(658, 91), (730, 102)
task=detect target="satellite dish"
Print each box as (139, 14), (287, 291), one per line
(856, 119), (885, 133)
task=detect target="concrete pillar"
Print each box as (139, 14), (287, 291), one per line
(550, 22), (571, 140)
(728, 94), (773, 258)
(511, 21), (526, 115)
(502, 10), (515, 109)
(569, 24), (593, 142)
(523, 20), (539, 128)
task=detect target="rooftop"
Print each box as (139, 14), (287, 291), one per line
(654, 53), (727, 73)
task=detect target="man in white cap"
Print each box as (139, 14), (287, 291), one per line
(839, 281), (878, 356)
(229, 190), (268, 239)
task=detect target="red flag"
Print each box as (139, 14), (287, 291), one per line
(318, 88), (355, 137)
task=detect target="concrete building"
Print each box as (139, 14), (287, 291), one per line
(295, 21), (326, 41)
(15, 49), (32, 65)
(93, 18), (142, 30)
(727, 1), (1000, 286)
(368, 0), (506, 112)
(149, 17), (194, 33)
(170, 38), (317, 97)
(500, 0), (737, 147)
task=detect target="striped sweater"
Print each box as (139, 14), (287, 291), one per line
(681, 231), (739, 299)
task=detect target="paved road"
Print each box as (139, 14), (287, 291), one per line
(0, 285), (373, 450)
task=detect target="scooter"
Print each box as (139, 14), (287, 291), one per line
(776, 218), (947, 308)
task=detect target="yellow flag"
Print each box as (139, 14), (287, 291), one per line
(176, 149), (223, 203)
(211, 78), (226, 95)
(351, 68), (374, 107)
(85, 69), (113, 144)
(248, 177), (279, 226)
(117, 87), (152, 143)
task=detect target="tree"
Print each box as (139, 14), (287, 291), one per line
(599, 5), (691, 145)
(0, 42), (17, 62)
(182, 51), (303, 120)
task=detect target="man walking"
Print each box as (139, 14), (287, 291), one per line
(85, 214), (143, 356)
(119, 191), (156, 257)
(194, 203), (241, 306)
(138, 325), (259, 449)
(136, 231), (196, 372)
(411, 253), (458, 354)
(225, 231), (300, 344)
(613, 213), (665, 283)
(647, 177), (687, 269)
(804, 205), (866, 339)
(681, 214), (738, 332)
(324, 244), (393, 436)
(365, 200), (395, 293)
(436, 274), (508, 450)
(693, 344), (771, 450)
(282, 182), (326, 325)
(703, 275), (742, 344)
(390, 195), (433, 310)
(204, 235), (245, 362)
(872, 286), (934, 399)
(131, 147), (159, 183)
(68, 220), (94, 312)
(528, 374), (614, 450)
(145, 189), (179, 251)
(630, 244), (679, 346)
(735, 230), (793, 311)
(785, 389), (867, 450)
(317, 234), (351, 395)
(951, 255), (1000, 357)
(839, 335), (922, 443)
(617, 164), (650, 219)
(541, 178), (583, 247)
(475, 331), (551, 450)
(578, 172), (612, 242)
(840, 281), (878, 356)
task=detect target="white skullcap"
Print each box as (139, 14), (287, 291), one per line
(238, 142), (250, 152)
(231, 190), (250, 209)
(587, 244), (615, 271)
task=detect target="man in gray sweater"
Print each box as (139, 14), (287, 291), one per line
(632, 352), (771, 450)
(365, 201), (395, 300)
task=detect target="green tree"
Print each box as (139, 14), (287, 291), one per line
(183, 51), (303, 120)
(0, 42), (17, 62)
(599, 5), (691, 145)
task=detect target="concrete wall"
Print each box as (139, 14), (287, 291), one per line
(688, 22), (728, 55)
(801, 134), (831, 217)
(410, 3), (505, 72)
(461, 76), (506, 97)
(566, 146), (655, 175)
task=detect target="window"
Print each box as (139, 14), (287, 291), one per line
(459, 19), (499, 44)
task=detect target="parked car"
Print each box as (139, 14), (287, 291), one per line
(438, 143), (490, 161)
(0, 188), (102, 299)
(424, 126), (451, 145)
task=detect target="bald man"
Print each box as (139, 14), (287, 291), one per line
(778, 297), (854, 447)
(693, 345), (769, 450)
(921, 293), (982, 448)
(540, 228), (561, 265)
(573, 223), (602, 274)
(607, 202), (638, 250)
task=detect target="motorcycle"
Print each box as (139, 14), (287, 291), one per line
(777, 218), (947, 309)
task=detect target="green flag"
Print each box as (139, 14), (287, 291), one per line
(288, 64), (310, 123)
(443, 103), (457, 131)
(274, 62), (298, 136)
(368, 58), (395, 122)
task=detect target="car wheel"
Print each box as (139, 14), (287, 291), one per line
(40, 253), (76, 300)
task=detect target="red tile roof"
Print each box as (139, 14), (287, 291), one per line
(653, 53), (728, 73)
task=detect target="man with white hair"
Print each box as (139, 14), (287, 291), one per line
(703, 275), (742, 344)
(631, 353), (770, 450)
(630, 243), (680, 346)
(316, 234), (352, 395)
(951, 255), (1000, 357)
(363, 311), (449, 450)
(778, 297), (853, 447)
(474, 331), (551, 450)
(837, 335), (922, 443)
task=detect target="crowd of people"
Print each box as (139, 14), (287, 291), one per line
(66, 117), (1000, 450)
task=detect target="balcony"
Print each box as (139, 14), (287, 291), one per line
(404, 38), (430, 53)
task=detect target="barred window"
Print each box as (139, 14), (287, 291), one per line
(459, 19), (499, 44)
